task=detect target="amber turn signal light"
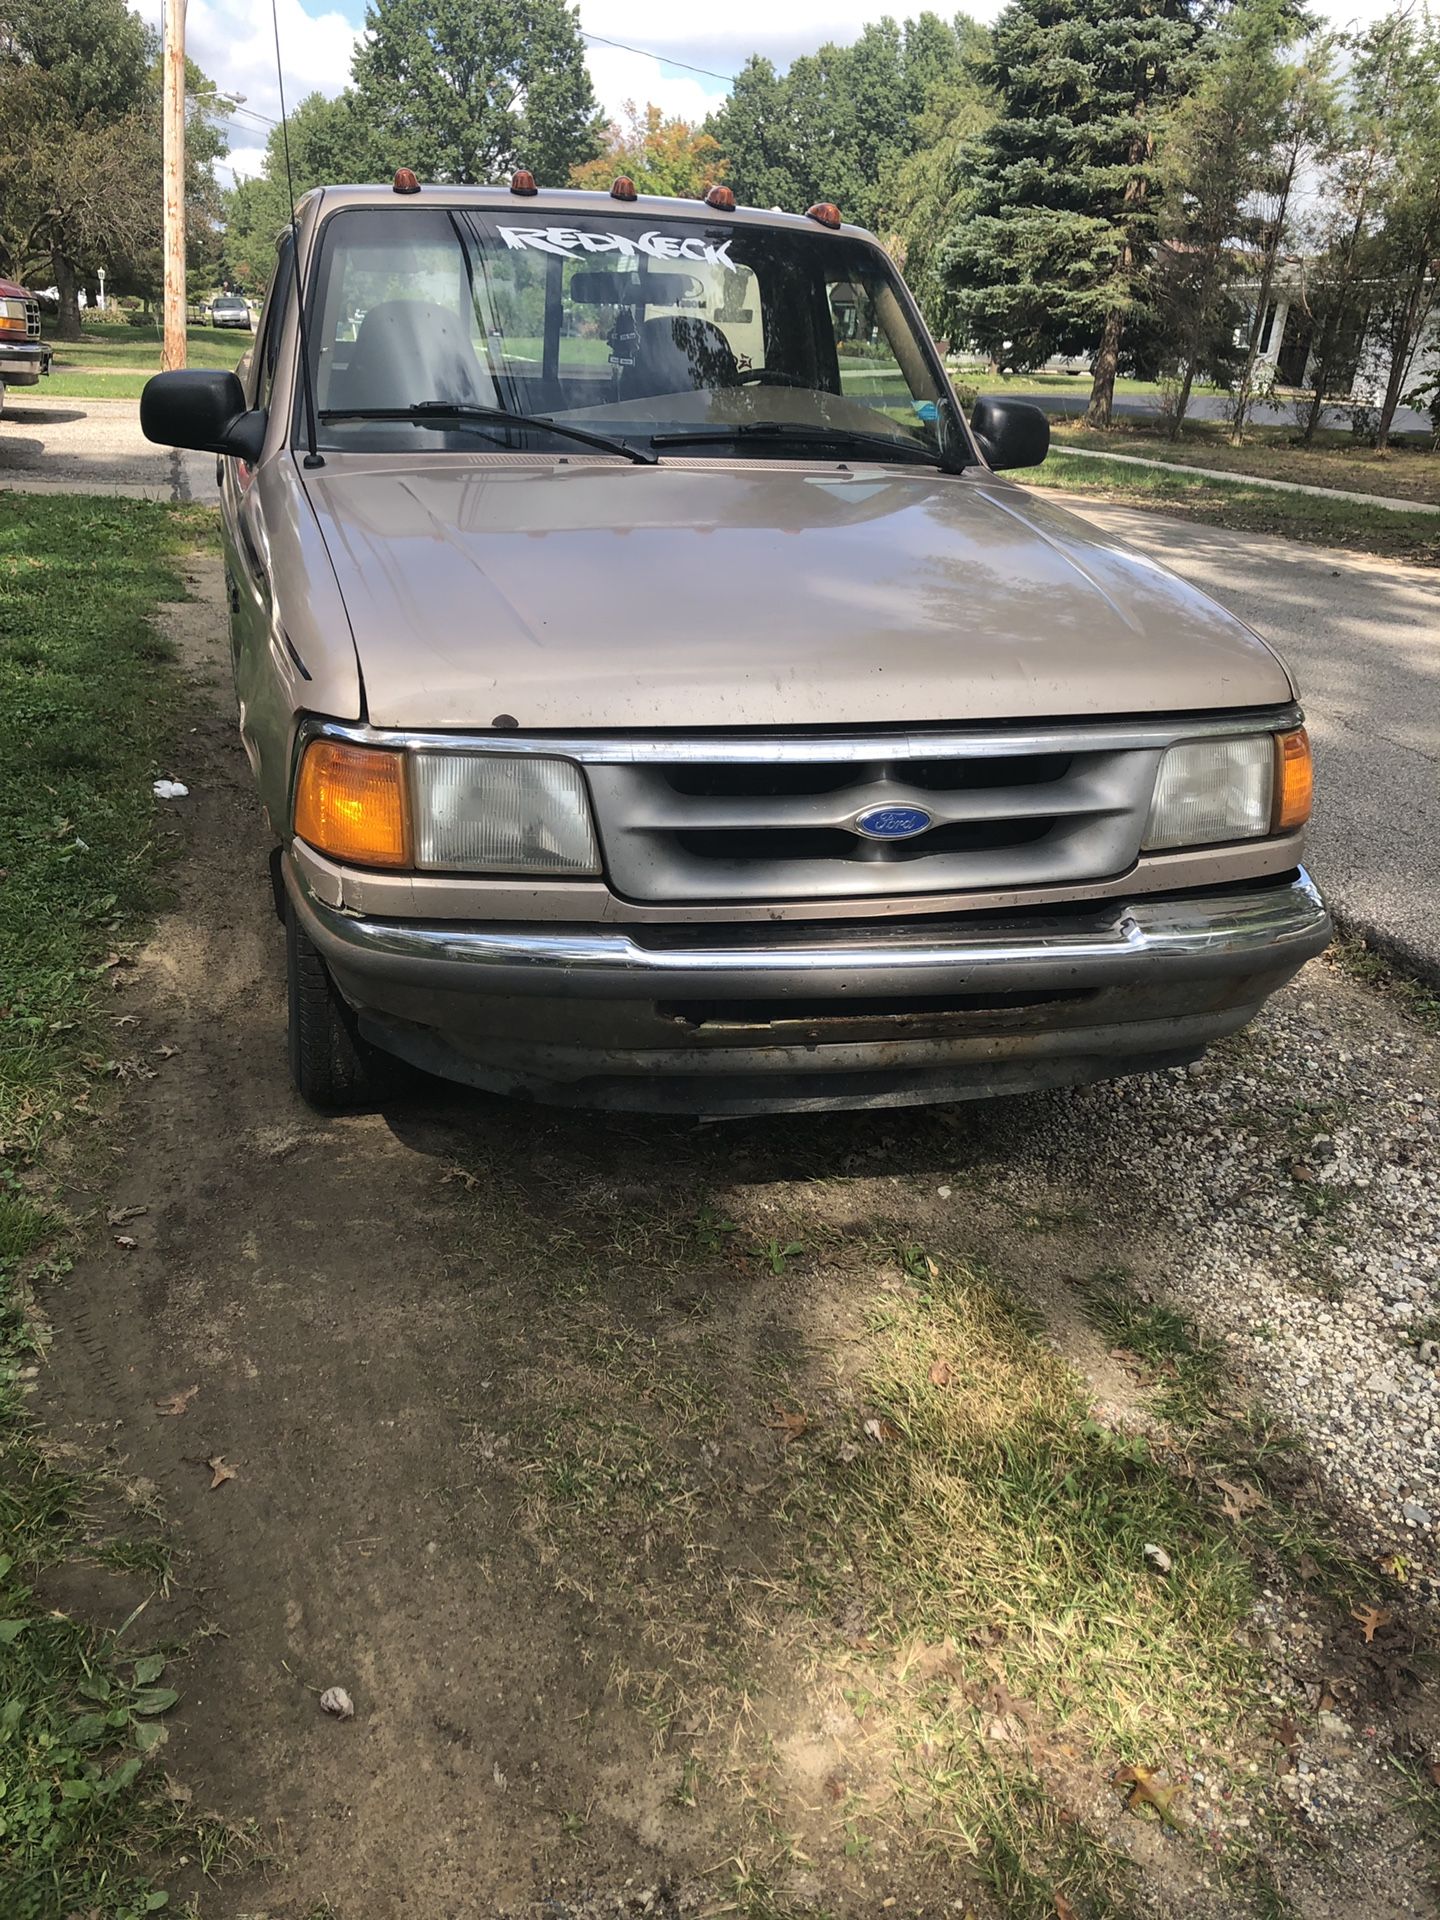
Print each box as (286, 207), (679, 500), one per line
(393, 168), (420, 194)
(294, 739), (410, 868)
(1274, 727), (1313, 832)
(704, 183), (736, 210)
(806, 201), (842, 228)
(510, 169), (538, 196)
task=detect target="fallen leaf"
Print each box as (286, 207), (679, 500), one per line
(154, 1384), (199, 1417)
(1273, 1713), (1300, 1750)
(106, 1205), (148, 1227)
(1350, 1605), (1393, 1644)
(1055, 1897), (1079, 1920)
(152, 1044), (179, 1060)
(863, 1416), (901, 1445)
(766, 1405), (809, 1442)
(206, 1455), (237, 1490)
(823, 1771), (847, 1802)
(836, 1439), (861, 1465)
(1215, 1477), (1265, 1520)
(1289, 1162), (1315, 1184)
(113, 1235), (138, 1251)
(925, 1256), (940, 1279)
(1143, 1542), (1173, 1574)
(1298, 1552), (1321, 1582)
(319, 1685), (354, 1720)
(1114, 1763), (1184, 1826)
(928, 1359), (954, 1388)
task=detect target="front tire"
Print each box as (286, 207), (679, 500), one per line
(285, 893), (385, 1110)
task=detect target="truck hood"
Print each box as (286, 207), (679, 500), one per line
(304, 456), (1294, 731)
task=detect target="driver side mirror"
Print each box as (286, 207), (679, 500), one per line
(140, 369), (266, 463)
(970, 395), (1049, 472)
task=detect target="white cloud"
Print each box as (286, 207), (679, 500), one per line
(129, 0), (360, 182)
(584, 44), (726, 130)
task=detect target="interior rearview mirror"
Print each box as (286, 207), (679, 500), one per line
(140, 369), (266, 463)
(969, 394), (1050, 472)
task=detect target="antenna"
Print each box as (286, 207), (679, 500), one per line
(270, 0), (323, 469)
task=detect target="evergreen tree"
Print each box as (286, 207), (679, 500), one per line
(352, 0), (602, 187)
(939, 0), (1204, 427)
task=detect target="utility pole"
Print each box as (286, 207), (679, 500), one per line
(162, 0), (187, 370)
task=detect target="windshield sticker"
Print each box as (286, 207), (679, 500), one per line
(498, 226), (735, 268)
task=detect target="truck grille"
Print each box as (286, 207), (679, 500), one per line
(584, 735), (1165, 904)
(24, 299), (40, 339)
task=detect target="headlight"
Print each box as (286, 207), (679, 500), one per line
(1143, 734), (1275, 851)
(294, 741), (601, 875)
(410, 752), (599, 874)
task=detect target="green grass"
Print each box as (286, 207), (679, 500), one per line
(1024, 449), (1440, 564)
(40, 323), (248, 373)
(1048, 418), (1440, 506)
(30, 375), (150, 403)
(0, 495), (227, 1917)
(487, 1168), (1397, 1918)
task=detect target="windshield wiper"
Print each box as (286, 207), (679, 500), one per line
(648, 422), (944, 466)
(318, 403), (657, 466)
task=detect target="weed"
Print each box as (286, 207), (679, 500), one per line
(749, 1238), (805, 1277)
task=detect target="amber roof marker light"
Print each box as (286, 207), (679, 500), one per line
(510, 169), (538, 196)
(704, 184), (736, 211)
(611, 176), (638, 201)
(392, 167), (420, 194)
(806, 202), (843, 228)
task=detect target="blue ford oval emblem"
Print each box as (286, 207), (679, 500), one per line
(853, 804), (934, 840)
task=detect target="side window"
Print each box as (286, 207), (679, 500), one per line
(249, 237), (294, 411)
(828, 276), (911, 422)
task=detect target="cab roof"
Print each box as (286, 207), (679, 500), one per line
(297, 181), (874, 243)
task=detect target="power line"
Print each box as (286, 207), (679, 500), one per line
(579, 31), (736, 86)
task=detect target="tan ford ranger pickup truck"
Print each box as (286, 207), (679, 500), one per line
(140, 176), (1330, 1115)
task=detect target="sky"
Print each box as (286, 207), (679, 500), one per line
(129, 0), (1408, 189)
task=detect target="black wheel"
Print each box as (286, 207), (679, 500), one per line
(285, 893), (386, 1110)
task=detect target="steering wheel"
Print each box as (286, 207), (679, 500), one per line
(737, 369), (810, 388)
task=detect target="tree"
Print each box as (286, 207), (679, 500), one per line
(704, 56), (808, 212)
(705, 11), (993, 308)
(0, 0), (153, 334)
(1155, 0), (1306, 437)
(570, 101), (725, 200)
(221, 90), (384, 291)
(1296, 12), (1407, 444)
(1357, 11), (1440, 448)
(1225, 28), (1337, 442)
(878, 14), (994, 333)
(352, 0), (602, 187)
(939, 0), (1205, 428)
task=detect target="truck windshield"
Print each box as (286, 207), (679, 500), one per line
(303, 205), (951, 463)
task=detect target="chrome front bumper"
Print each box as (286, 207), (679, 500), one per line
(287, 865), (1330, 1112)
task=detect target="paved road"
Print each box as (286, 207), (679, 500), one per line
(6, 394), (1435, 976)
(0, 392), (218, 501)
(1057, 498), (1440, 979)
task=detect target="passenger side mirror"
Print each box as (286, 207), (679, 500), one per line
(140, 369), (266, 463)
(969, 395), (1049, 472)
